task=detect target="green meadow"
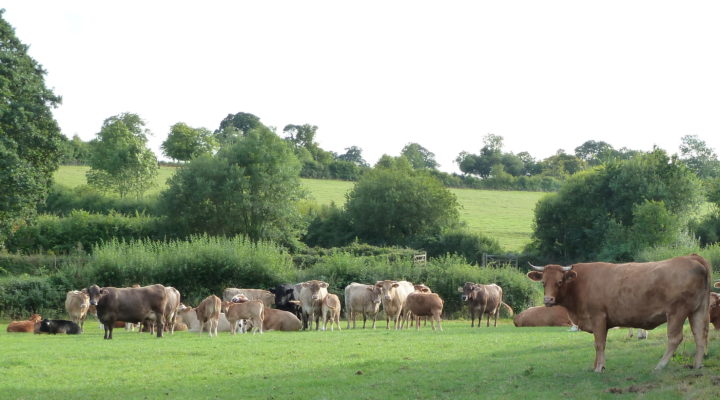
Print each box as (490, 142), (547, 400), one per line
(1, 320), (718, 399)
(53, 166), (545, 252)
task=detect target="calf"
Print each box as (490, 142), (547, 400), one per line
(458, 282), (513, 327)
(404, 287), (444, 331)
(38, 319), (81, 334)
(223, 300), (264, 335)
(6, 314), (42, 333)
(375, 280), (415, 330)
(195, 295), (222, 337)
(65, 290), (90, 332)
(298, 280), (330, 330)
(87, 284), (167, 340)
(709, 291), (720, 330)
(513, 305), (574, 327)
(344, 283), (382, 329)
(322, 293), (342, 332)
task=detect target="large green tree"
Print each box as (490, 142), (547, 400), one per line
(401, 142), (438, 170)
(159, 126), (305, 245)
(345, 157), (459, 245)
(0, 10), (64, 242)
(531, 148), (703, 262)
(86, 113), (158, 198)
(679, 135), (720, 180)
(161, 122), (216, 162)
(214, 112), (263, 145)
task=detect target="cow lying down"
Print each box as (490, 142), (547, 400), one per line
(36, 319), (81, 334)
(176, 306), (235, 333)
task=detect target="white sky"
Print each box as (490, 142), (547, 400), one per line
(3, 1), (720, 173)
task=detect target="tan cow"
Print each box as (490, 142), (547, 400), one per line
(513, 305), (574, 327)
(458, 282), (513, 327)
(222, 288), (274, 307)
(195, 295), (222, 337)
(528, 255), (711, 372)
(710, 290), (720, 330)
(344, 283), (383, 329)
(65, 290), (90, 332)
(404, 287), (444, 331)
(322, 293), (342, 332)
(163, 287), (181, 334)
(176, 307), (233, 332)
(298, 280), (330, 330)
(244, 307), (302, 332)
(7, 314), (42, 333)
(375, 280), (415, 329)
(222, 300), (264, 335)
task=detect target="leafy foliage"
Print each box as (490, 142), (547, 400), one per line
(0, 11), (64, 242)
(161, 122), (216, 161)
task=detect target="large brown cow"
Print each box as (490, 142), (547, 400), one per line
(195, 295), (222, 337)
(87, 284), (167, 339)
(222, 288), (274, 307)
(458, 282), (513, 327)
(513, 305), (573, 327)
(298, 280), (329, 330)
(404, 287), (444, 331)
(344, 283), (383, 329)
(65, 290), (90, 332)
(375, 280), (414, 330)
(527, 255), (711, 372)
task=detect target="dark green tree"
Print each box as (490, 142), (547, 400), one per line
(679, 135), (720, 179)
(0, 10), (64, 242)
(401, 142), (439, 170)
(337, 146), (368, 167)
(86, 113), (158, 198)
(345, 160), (459, 245)
(574, 140), (617, 166)
(159, 126), (305, 245)
(214, 112), (263, 145)
(162, 122), (217, 162)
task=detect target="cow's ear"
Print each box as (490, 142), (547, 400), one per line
(457, 287), (463, 293)
(564, 271), (577, 283)
(392, 283), (400, 288)
(301, 282), (309, 288)
(375, 282), (383, 288)
(527, 271), (543, 282)
(285, 288), (295, 295)
(99, 288), (108, 295)
(367, 287), (375, 291)
(268, 288), (276, 294)
(714, 282), (720, 289)
(320, 282), (328, 288)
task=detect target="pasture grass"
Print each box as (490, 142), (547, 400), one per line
(2, 320), (719, 399)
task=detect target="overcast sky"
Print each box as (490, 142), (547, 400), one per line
(4, 1), (720, 173)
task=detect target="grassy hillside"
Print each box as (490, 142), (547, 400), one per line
(54, 166), (544, 251)
(0, 321), (716, 399)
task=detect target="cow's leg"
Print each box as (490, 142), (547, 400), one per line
(156, 314), (164, 338)
(107, 323), (114, 340)
(103, 323), (110, 340)
(656, 314), (685, 370)
(688, 309), (708, 369)
(592, 329), (608, 372)
(493, 308), (499, 327)
(322, 310), (328, 331)
(371, 313), (377, 329)
(437, 314), (443, 332)
(470, 308), (475, 327)
(478, 306), (485, 328)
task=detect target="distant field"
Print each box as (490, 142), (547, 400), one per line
(54, 166), (545, 251)
(0, 320), (716, 399)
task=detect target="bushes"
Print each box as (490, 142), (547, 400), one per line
(415, 228), (504, 265)
(0, 275), (66, 318)
(40, 184), (158, 216)
(6, 211), (164, 254)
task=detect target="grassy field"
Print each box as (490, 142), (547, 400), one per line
(54, 166), (545, 251)
(1, 320), (719, 399)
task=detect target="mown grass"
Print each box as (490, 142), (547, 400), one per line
(54, 166), (544, 251)
(1, 320), (719, 399)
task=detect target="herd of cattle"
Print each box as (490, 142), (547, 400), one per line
(6, 254), (720, 372)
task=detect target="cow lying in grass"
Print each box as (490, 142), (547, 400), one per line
(6, 314), (42, 333)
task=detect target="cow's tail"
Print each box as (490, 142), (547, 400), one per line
(500, 302), (514, 317)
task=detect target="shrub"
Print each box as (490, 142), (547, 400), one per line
(415, 228), (504, 265)
(40, 184), (158, 216)
(0, 275), (66, 318)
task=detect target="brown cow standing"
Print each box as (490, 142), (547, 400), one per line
(222, 300), (264, 335)
(298, 280), (329, 330)
(513, 305), (574, 327)
(7, 314), (42, 333)
(65, 290), (90, 332)
(322, 293), (342, 332)
(375, 280), (415, 330)
(344, 283), (383, 329)
(163, 287), (181, 334)
(404, 287), (444, 331)
(527, 255), (711, 372)
(87, 284), (167, 339)
(195, 295), (222, 337)
(458, 282), (513, 327)
(710, 289), (720, 330)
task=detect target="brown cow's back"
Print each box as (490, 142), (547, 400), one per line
(404, 292), (443, 331)
(513, 305), (573, 327)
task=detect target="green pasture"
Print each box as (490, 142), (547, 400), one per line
(53, 166), (545, 251)
(2, 320), (719, 399)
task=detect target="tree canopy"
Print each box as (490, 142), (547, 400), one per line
(162, 122), (217, 162)
(0, 10), (64, 241)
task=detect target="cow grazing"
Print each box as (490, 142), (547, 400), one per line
(195, 295), (222, 337)
(513, 305), (574, 327)
(222, 300), (264, 335)
(404, 287), (444, 331)
(298, 280), (330, 330)
(222, 288), (274, 307)
(65, 290), (90, 332)
(322, 293), (342, 331)
(38, 319), (81, 334)
(344, 283), (383, 329)
(87, 284), (167, 339)
(6, 314), (42, 333)
(269, 284), (301, 318)
(709, 291), (720, 330)
(375, 280), (415, 330)
(527, 254), (711, 372)
(458, 282), (513, 327)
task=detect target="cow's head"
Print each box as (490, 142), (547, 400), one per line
(271, 285), (296, 306)
(366, 285), (383, 305)
(714, 282), (720, 289)
(29, 314), (42, 323)
(375, 280), (400, 301)
(231, 294), (249, 303)
(302, 280), (329, 301)
(414, 284), (432, 293)
(527, 263), (576, 306)
(458, 282), (478, 302)
(39, 319), (52, 332)
(87, 284), (107, 306)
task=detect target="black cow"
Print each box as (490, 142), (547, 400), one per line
(269, 284), (301, 319)
(38, 319), (81, 334)
(87, 284), (167, 339)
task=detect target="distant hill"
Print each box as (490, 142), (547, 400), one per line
(53, 165), (545, 251)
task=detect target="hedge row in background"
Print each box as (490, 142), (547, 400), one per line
(40, 184), (159, 216)
(0, 236), (539, 318)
